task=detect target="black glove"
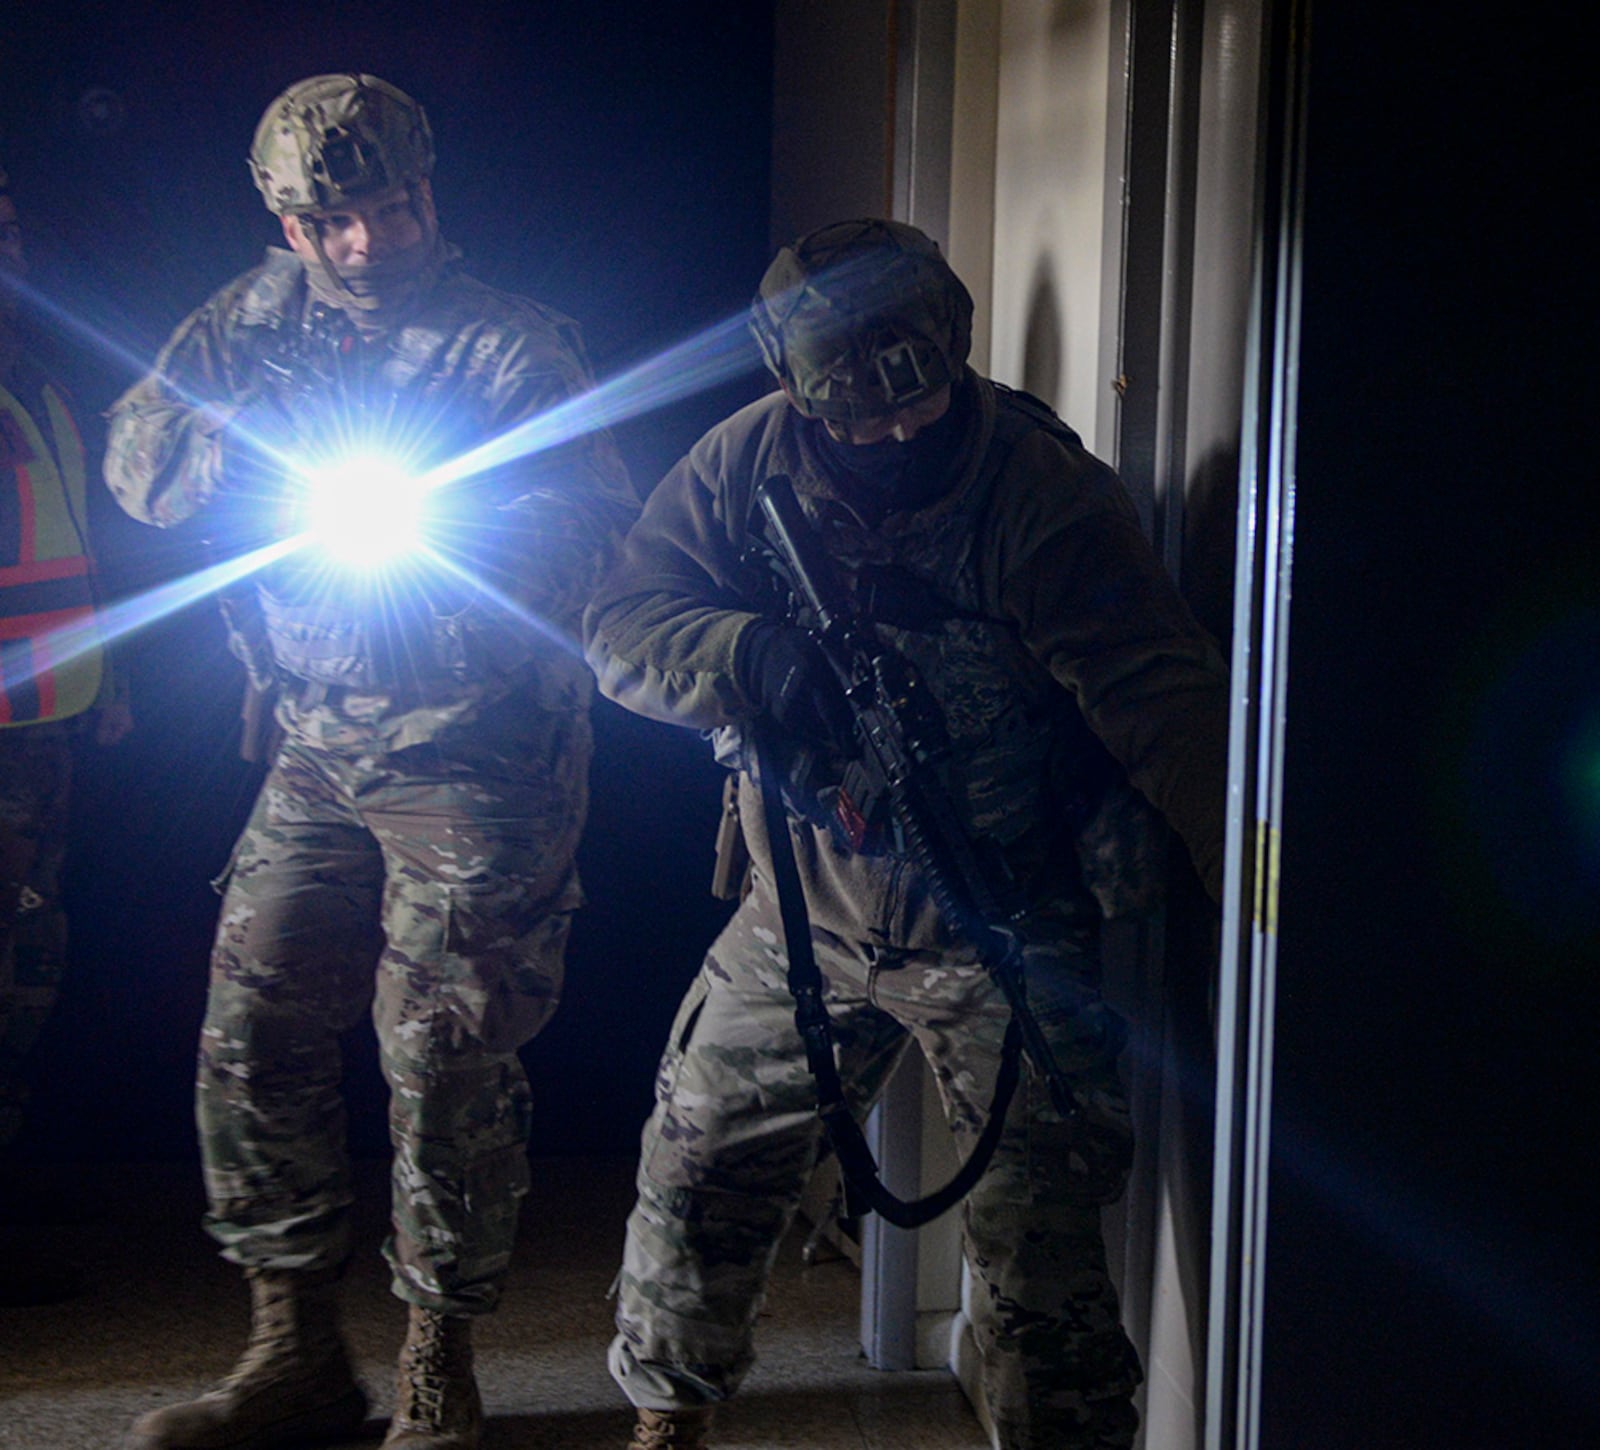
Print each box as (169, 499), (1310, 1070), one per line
(736, 623), (854, 753)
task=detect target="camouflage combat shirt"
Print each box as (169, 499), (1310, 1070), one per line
(107, 246), (636, 752)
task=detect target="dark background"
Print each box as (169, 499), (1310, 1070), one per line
(0, 0), (774, 1164)
(3, 5), (1596, 1447)
(1267, 8), (1598, 1447)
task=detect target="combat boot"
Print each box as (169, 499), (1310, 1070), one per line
(123, 1265), (367, 1449)
(381, 1305), (482, 1449)
(627, 1405), (715, 1449)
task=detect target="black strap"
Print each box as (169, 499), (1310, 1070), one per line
(754, 725), (1021, 1229)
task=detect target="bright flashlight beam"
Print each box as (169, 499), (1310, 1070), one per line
(22, 535), (303, 682)
(5, 271), (305, 463)
(300, 453), (428, 568)
(5, 291), (761, 694)
(2, 271), (162, 399)
(2, 271), (308, 481)
(419, 309), (761, 490)
(418, 545), (582, 660)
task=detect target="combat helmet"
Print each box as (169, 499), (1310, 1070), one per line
(249, 74), (434, 215)
(750, 218), (973, 423)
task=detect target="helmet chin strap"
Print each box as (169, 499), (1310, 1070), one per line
(300, 223), (366, 313)
(298, 215), (447, 334)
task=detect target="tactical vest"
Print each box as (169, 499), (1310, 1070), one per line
(746, 386), (1162, 915)
(222, 258), (494, 693)
(256, 575), (403, 690)
(0, 379), (102, 726)
(796, 389), (1080, 851)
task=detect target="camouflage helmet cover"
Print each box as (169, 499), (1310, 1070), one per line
(249, 74), (435, 215)
(750, 218), (974, 422)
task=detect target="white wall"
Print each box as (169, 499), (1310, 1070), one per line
(947, 2), (1001, 375)
(988, 0), (1114, 455)
(770, 9), (1264, 1446)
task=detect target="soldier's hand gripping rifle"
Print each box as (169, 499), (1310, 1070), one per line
(752, 476), (1082, 1226)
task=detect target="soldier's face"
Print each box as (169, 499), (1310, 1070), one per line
(824, 385), (951, 446)
(0, 196), (25, 276)
(280, 180), (435, 269)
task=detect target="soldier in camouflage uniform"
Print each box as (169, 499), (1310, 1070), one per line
(104, 76), (634, 1450)
(583, 220), (1229, 1450)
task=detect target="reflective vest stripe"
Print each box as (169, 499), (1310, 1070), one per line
(0, 603), (94, 640)
(0, 606), (95, 725)
(0, 555), (91, 587)
(0, 382), (102, 725)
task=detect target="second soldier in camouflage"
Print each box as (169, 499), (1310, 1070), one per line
(105, 74), (636, 1450)
(584, 220), (1229, 1450)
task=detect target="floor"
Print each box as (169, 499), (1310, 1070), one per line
(0, 1158), (992, 1450)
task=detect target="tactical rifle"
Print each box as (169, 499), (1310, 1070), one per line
(751, 475), (1082, 1225)
(251, 308), (350, 413)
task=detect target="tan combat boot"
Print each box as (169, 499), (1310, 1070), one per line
(628, 1405), (715, 1449)
(381, 1305), (483, 1449)
(123, 1266), (366, 1449)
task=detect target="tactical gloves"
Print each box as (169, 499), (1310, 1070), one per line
(735, 622), (854, 752)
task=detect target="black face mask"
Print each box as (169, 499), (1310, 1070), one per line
(814, 385), (971, 517)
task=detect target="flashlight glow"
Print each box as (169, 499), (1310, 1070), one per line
(4, 288), (765, 694)
(300, 453), (428, 568)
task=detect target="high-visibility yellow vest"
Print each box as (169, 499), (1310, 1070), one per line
(0, 379), (103, 725)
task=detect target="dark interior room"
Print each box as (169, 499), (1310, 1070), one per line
(1, 4), (1593, 1449)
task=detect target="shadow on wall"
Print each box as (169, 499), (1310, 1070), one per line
(1165, 443), (1236, 1381)
(1183, 442), (1240, 651)
(1021, 255), (1064, 410)
(1050, 0), (1105, 41)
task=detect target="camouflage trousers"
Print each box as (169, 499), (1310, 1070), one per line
(200, 729), (585, 1315)
(610, 879), (1142, 1450)
(0, 724), (73, 1150)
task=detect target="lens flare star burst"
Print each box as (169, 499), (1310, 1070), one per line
(5, 287), (763, 688)
(296, 452), (429, 570)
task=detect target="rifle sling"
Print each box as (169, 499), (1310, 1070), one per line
(755, 726), (1021, 1230)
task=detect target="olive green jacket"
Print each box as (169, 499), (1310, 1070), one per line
(584, 376), (1229, 940)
